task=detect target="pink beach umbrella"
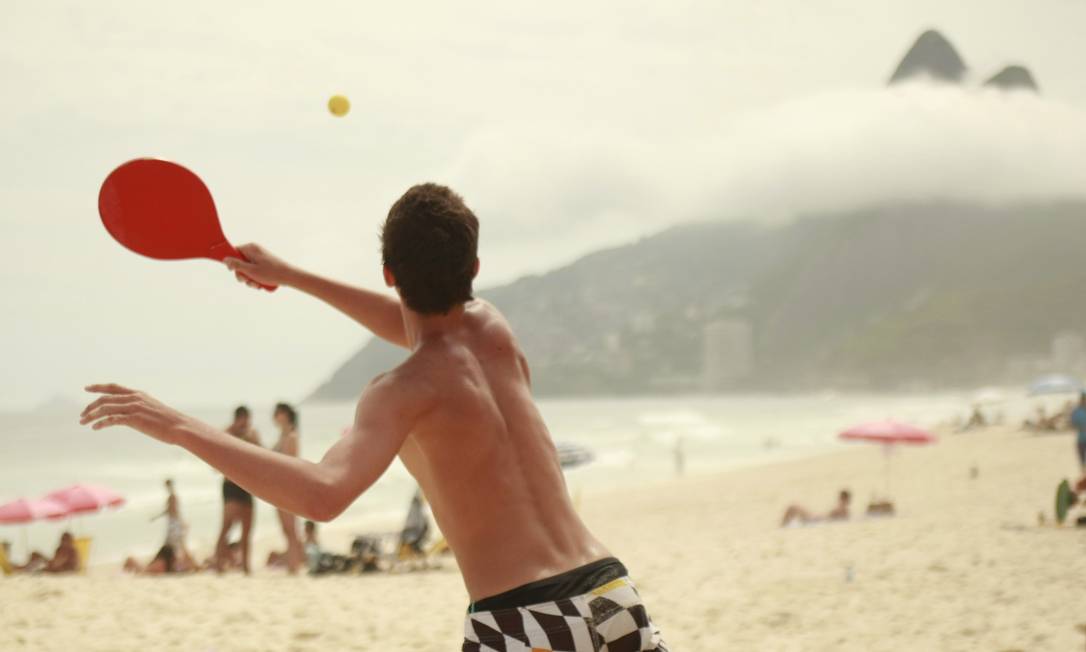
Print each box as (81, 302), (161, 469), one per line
(45, 484), (126, 515)
(838, 421), (937, 497)
(839, 421), (937, 446)
(0, 497), (71, 558)
(0, 497), (71, 524)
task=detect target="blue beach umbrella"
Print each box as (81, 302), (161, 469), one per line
(1027, 374), (1083, 396)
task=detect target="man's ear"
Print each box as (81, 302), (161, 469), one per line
(472, 258), (480, 279)
(383, 265), (395, 288)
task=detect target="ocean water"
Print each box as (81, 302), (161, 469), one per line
(0, 391), (1043, 564)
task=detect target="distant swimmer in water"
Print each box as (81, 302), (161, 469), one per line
(215, 405), (260, 574)
(81, 184), (668, 650)
(781, 489), (851, 527)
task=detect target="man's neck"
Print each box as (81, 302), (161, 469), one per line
(402, 302), (468, 349)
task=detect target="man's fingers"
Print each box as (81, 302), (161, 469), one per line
(232, 270), (261, 289)
(80, 395), (139, 417)
(90, 415), (132, 430)
(85, 383), (137, 395)
(224, 257), (257, 274)
(80, 403), (137, 425)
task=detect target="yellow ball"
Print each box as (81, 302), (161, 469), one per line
(327, 95), (350, 117)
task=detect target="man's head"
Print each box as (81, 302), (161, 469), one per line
(381, 183), (480, 315)
(164, 478), (174, 492)
(838, 489), (851, 505)
(60, 531), (73, 546)
(233, 405), (251, 428)
(304, 520), (316, 536)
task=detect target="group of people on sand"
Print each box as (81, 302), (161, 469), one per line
(125, 403), (309, 575)
(1022, 397), (1081, 433)
(123, 402), (437, 576)
(1, 532), (80, 574)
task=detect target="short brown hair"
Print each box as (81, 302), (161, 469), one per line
(381, 184), (479, 314)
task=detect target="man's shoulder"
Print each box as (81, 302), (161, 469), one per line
(362, 361), (438, 410)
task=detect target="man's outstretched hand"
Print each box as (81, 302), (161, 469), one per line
(80, 384), (194, 445)
(224, 243), (295, 290)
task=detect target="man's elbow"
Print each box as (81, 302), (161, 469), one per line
(301, 481), (352, 523)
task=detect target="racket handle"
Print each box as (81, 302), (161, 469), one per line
(214, 243), (279, 292)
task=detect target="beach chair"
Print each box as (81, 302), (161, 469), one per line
(73, 536), (92, 573)
(0, 545), (13, 576)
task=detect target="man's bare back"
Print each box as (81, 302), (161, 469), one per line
(390, 299), (608, 599)
(80, 183), (666, 650)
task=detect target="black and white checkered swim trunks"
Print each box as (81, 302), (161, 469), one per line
(463, 558), (668, 652)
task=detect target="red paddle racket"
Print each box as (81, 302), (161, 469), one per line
(97, 158), (276, 291)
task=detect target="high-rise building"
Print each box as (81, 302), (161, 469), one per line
(702, 319), (754, 390)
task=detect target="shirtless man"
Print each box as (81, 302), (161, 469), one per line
(80, 184), (668, 651)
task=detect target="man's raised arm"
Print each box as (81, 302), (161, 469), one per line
(224, 243), (408, 348)
(79, 379), (416, 522)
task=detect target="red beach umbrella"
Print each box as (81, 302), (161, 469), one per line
(838, 421), (937, 499)
(45, 484), (125, 515)
(0, 497), (71, 524)
(839, 421), (937, 446)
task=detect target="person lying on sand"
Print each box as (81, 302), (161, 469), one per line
(80, 184), (668, 650)
(200, 540), (243, 572)
(14, 531), (80, 573)
(124, 543), (178, 574)
(781, 489), (851, 527)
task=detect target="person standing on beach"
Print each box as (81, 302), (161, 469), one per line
(216, 405), (260, 574)
(271, 402), (304, 574)
(151, 478), (195, 571)
(1072, 392), (1086, 470)
(80, 183), (668, 650)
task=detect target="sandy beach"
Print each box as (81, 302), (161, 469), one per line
(2, 423), (1083, 651)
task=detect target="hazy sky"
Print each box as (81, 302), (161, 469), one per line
(3, 1), (1086, 411)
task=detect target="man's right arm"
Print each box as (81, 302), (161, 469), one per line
(224, 243), (408, 348)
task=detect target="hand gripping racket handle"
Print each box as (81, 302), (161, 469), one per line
(210, 243), (279, 292)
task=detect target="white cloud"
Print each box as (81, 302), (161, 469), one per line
(696, 83), (1086, 220)
(432, 83), (1086, 268)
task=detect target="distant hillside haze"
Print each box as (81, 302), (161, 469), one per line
(309, 29), (1071, 401)
(309, 201), (1086, 400)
